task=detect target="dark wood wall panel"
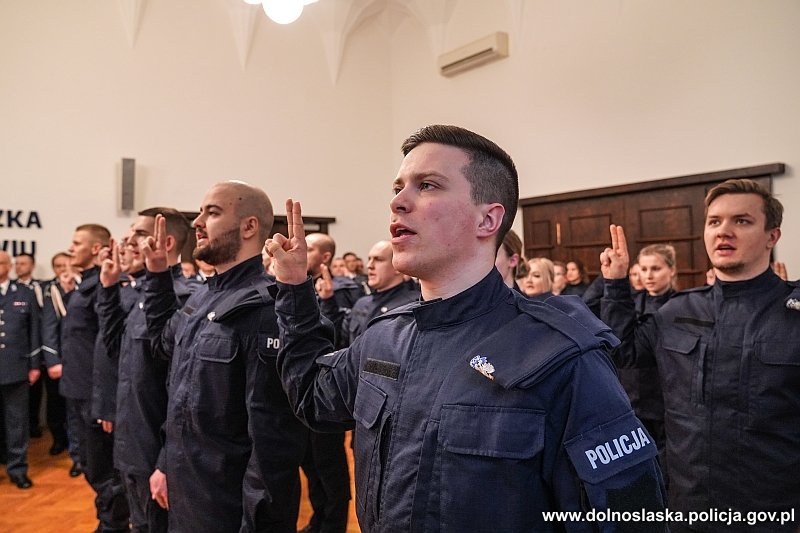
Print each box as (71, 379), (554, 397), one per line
(520, 164), (783, 289)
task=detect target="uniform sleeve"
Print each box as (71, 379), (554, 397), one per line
(600, 278), (658, 369)
(554, 350), (667, 532)
(41, 286), (62, 367)
(274, 278), (358, 432)
(144, 270), (179, 362)
(97, 284), (126, 360)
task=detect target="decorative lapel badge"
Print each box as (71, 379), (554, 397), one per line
(786, 297), (800, 311)
(207, 311), (216, 321)
(470, 355), (495, 380)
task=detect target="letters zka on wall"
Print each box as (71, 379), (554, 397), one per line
(1, 209), (42, 257)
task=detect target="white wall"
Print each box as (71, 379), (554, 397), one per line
(389, 0), (800, 270)
(2, 0), (798, 280)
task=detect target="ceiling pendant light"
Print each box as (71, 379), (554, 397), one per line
(262, 0), (304, 25)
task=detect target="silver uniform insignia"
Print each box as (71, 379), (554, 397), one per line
(470, 355), (495, 380)
(207, 311), (216, 321)
(786, 298), (800, 311)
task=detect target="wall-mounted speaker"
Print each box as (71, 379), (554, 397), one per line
(121, 158), (136, 211)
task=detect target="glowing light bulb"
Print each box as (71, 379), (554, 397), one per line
(262, 0), (304, 24)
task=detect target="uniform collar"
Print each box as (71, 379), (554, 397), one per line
(206, 255), (262, 292)
(714, 267), (781, 299)
(0, 279), (9, 296)
(412, 268), (509, 331)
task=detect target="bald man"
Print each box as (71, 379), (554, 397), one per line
(142, 181), (307, 533)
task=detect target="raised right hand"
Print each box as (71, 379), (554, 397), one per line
(100, 238), (122, 288)
(264, 199), (309, 285)
(140, 214), (169, 273)
(599, 224), (630, 280)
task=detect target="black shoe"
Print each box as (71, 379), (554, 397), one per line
(69, 462), (83, 477)
(297, 525), (319, 533)
(10, 474), (33, 489)
(29, 427), (43, 438)
(49, 441), (68, 456)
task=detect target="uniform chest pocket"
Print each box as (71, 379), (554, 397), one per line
(661, 333), (706, 407)
(191, 333), (246, 431)
(747, 341), (800, 432)
(436, 405), (545, 532)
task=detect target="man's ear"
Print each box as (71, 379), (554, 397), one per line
(241, 216), (258, 239)
(766, 227), (781, 249)
(322, 251), (333, 266)
(91, 242), (104, 257)
(164, 235), (177, 254)
(477, 203), (505, 239)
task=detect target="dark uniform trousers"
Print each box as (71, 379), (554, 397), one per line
(146, 257), (306, 533)
(54, 268), (129, 532)
(606, 268), (800, 533)
(1, 281), (41, 478)
(274, 270), (668, 533)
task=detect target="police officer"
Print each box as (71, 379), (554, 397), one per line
(340, 240), (419, 345)
(13, 253), (46, 440)
(0, 250), (41, 489)
(98, 208), (198, 533)
(141, 182), (306, 533)
(40, 253), (76, 462)
(267, 125), (667, 532)
(41, 224), (130, 531)
(600, 179), (800, 532)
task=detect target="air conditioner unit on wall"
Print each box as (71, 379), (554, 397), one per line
(438, 32), (509, 77)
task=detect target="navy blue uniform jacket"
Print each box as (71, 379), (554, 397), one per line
(146, 256), (306, 533)
(275, 269), (667, 532)
(0, 282), (41, 385)
(604, 268), (800, 532)
(98, 265), (200, 475)
(57, 266), (100, 400)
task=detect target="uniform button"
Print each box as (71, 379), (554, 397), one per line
(0, 332), (5, 337)
(0, 344), (5, 349)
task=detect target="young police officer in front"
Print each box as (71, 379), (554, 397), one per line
(266, 125), (666, 532)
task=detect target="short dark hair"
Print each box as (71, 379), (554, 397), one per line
(14, 252), (35, 263)
(51, 252), (70, 269)
(705, 179), (783, 230)
(401, 125), (518, 248)
(138, 207), (193, 251)
(76, 224), (111, 247)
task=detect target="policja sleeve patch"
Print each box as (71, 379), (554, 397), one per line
(564, 411), (657, 485)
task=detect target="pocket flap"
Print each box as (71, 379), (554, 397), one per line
(438, 405), (545, 459)
(197, 334), (238, 363)
(755, 341), (800, 366)
(354, 378), (387, 429)
(661, 333), (700, 355)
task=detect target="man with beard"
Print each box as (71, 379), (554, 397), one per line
(141, 181), (306, 532)
(98, 208), (198, 533)
(600, 179), (800, 532)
